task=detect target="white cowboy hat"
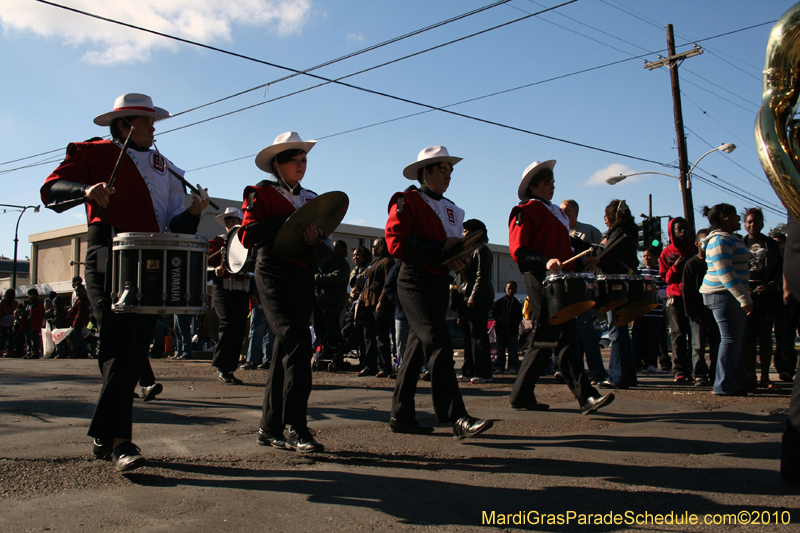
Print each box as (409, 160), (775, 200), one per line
(403, 146), (463, 180)
(93, 93), (171, 126)
(255, 132), (317, 173)
(517, 160), (556, 201)
(215, 207), (243, 226)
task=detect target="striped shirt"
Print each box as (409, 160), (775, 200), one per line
(699, 230), (752, 307)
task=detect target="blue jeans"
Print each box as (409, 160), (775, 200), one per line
(703, 292), (749, 394)
(247, 305), (274, 365)
(494, 334), (519, 371)
(607, 311), (637, 387)
(577, 310), (605, 379)
(173, 314), (193, 359)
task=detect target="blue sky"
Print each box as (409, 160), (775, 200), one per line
(0, 0), (793, 260)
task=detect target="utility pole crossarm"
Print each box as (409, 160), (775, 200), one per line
(644, 45), (703, 70)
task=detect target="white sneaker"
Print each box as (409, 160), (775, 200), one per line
(470, 377), (493, 384)
(456, 375), (471, 382)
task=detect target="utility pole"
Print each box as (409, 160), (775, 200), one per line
(644, 25), (702, 233)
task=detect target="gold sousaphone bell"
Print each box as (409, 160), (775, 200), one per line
(755, 1), (800, 222)
(273, 191), (349, 258)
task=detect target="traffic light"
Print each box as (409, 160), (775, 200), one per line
(649, 220), (663, 249)
(637, 217), (651, 251)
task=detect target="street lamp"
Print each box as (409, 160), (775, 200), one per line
(0, 204), (41, 289)
(605, 143), (736, 230)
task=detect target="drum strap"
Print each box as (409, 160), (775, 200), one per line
(245, 191), (257, 211)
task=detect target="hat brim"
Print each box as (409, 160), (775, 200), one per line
(215, 212), (243, 226)
(255, 141), (317, 173)
(518, 160), (556, 201)
(93, 106), (171, 127)
(402, 155), (463, 181)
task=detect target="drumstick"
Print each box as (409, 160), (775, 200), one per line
(561, 247), (593, 266)
(167, 167), (220, 210)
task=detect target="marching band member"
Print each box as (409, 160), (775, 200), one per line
(208, 207), (249, 384)
(40, 93), (210, 472)
(385, 146), (492, 438)
(239, 132), (332, 453)
(507, 160), (614, 415)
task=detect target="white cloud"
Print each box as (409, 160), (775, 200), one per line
(346, 218), (365, 225)
(586, 163), (644, 186)
(347, 33), (364, 42)
(0, 0), (313, 65)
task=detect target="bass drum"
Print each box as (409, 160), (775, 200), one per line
(224, 226), (254, 274)
(111, 232), (209, 314)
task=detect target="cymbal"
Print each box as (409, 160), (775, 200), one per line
(437, 228), (488, 267)
(273, 191), (349, 258)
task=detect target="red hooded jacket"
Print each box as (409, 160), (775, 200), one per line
(658, 217), (697, 298)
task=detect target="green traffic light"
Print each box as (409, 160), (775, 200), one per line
(651, 239), (660, 246)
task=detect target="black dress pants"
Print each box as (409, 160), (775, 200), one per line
(782, 347), (800, 484)
(211, 285), (249, 374)
(391, 264), (467, 424)
(458, 302), (492, 379)
(255, 250), (316, 432)
(510, 272), (598, 408)
(84, 224), (158, 440)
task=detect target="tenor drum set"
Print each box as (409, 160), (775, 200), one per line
(543, 272), (658, 326)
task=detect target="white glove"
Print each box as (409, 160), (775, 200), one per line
(192, 184), (209, 202)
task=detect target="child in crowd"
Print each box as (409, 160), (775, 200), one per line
(492, 281), (523, 373)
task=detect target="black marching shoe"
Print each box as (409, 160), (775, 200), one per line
(218, 370), (243, 384)
(581, 393), (615, 416)
(257, 428), (288, 449)
(389, 417), (435, 435)
(285, 426), (324, 453)
(141, 383), (163, 402)
(111, 441), (147, 472)
(509, 399), (550, 411)
(453, 416), (493, 439)
(92, 438), (113, 461)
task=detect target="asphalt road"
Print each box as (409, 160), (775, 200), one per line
(1, 354), (798, 532)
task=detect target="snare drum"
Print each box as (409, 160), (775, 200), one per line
(223, 226), (253, 274)
(613, 275), (658, 325)
(111, 232), (209, 314)
(543, 273), (596, 325)
(594, 274), (629, 314)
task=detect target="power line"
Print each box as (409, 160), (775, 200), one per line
(174, 0), (513, 118)
(12, 1), (774, 177)
(10, 0), (572, 167)
(24, 0), (669, 168)
(692, 174), (784, 216)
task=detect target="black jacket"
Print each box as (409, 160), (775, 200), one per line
(598, 222), (639, 275)
(452, 244), (494, 308)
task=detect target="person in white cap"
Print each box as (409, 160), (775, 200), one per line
(385, 146), (493, 439)
(207, 207), (249, 384)
(239, 132), (333, 453)
(507, 160), (614, 415)
(40, 93), (210, 473)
